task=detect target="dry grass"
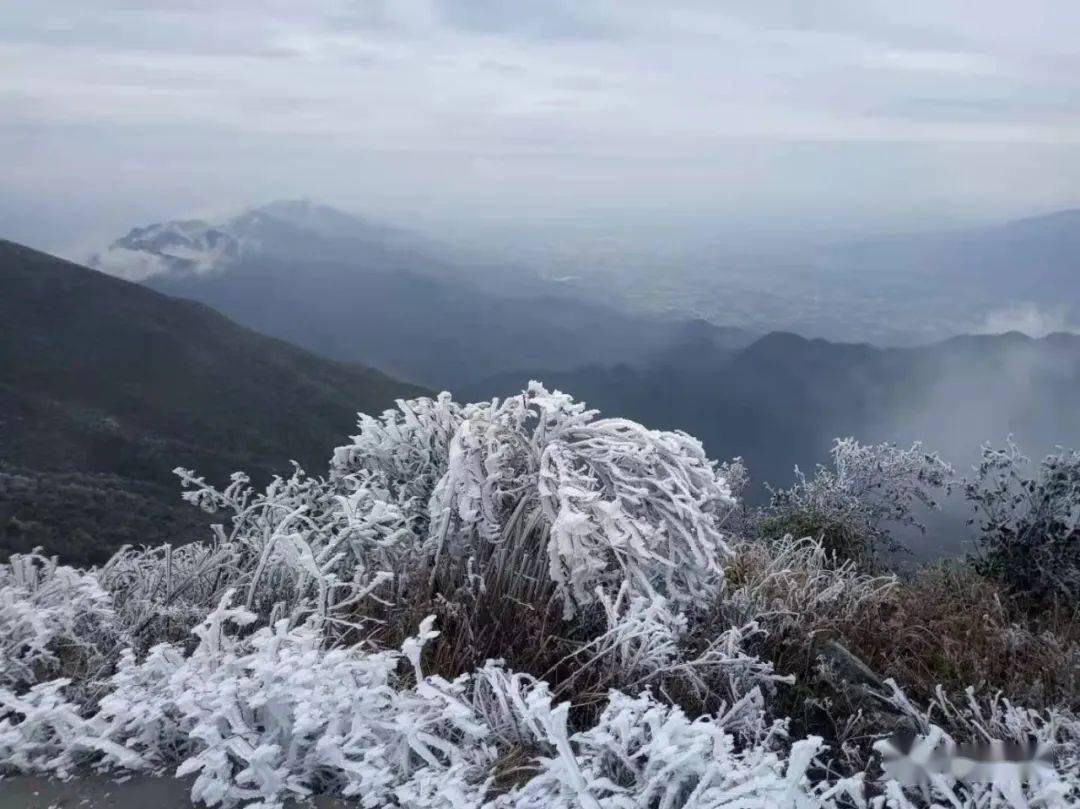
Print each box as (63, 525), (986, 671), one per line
(343, 525), (614, 729)
(860, 563), (1080, 711)
(721, 535), (897, 678)
(340, 523), (791, 736)
(723, 535), (1080, 753)
(485, 745), (544, 798)
(360, 529), (1080, 747)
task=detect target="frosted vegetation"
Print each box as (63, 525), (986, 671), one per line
(1, 384), (1077, 807)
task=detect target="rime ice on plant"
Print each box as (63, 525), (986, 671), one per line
(1, 386), (1077, 808)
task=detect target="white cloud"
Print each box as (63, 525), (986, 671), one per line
(88, 247), (172, 282)
(976, 302), (1079, 338)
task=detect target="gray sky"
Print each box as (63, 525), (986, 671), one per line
(4, 0), (1080, 254)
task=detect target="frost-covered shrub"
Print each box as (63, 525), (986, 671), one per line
(138, 383), (737, 659)
(491, 688), (841, 809)
(962, 441), (1080, 601)
(169, 464), (413, 640)
(120, 384), (741, 697)
(334, 382), (737, 615)
(97, 540), (246, 647)
(0, 553), (120, 697)
(761, 439), (952, 564)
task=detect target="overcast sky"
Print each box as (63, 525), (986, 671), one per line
(4, 0), (1080, 255)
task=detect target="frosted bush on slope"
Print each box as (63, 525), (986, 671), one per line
(962, 441), (1080, 600)
(333, 382), (737, 614)
(150, 383), (735, 641)
(762, 439), (951, 562)
(168, 465), (412, 636)
(0, 553), (120, 697)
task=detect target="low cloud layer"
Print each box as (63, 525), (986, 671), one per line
(3, 1), (1080, 252)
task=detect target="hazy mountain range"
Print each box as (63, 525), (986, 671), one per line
(91, 201), (755, 388)
(825, 209), (1080, 304)
(551, 209), (1080, 347)
(90, 201), (1080, 366)
(4, 201), (1080, 562)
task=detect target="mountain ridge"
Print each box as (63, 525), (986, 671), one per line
(0, 239), (427, 564)
(94, 201), (756, 388)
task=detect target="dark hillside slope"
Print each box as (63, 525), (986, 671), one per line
(148, 257), (753, 389)
(0, 240), (426, 563)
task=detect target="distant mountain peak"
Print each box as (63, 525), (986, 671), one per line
(88, 200), (396, 281)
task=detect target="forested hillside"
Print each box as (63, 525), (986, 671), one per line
(0, 240), (426, 563)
